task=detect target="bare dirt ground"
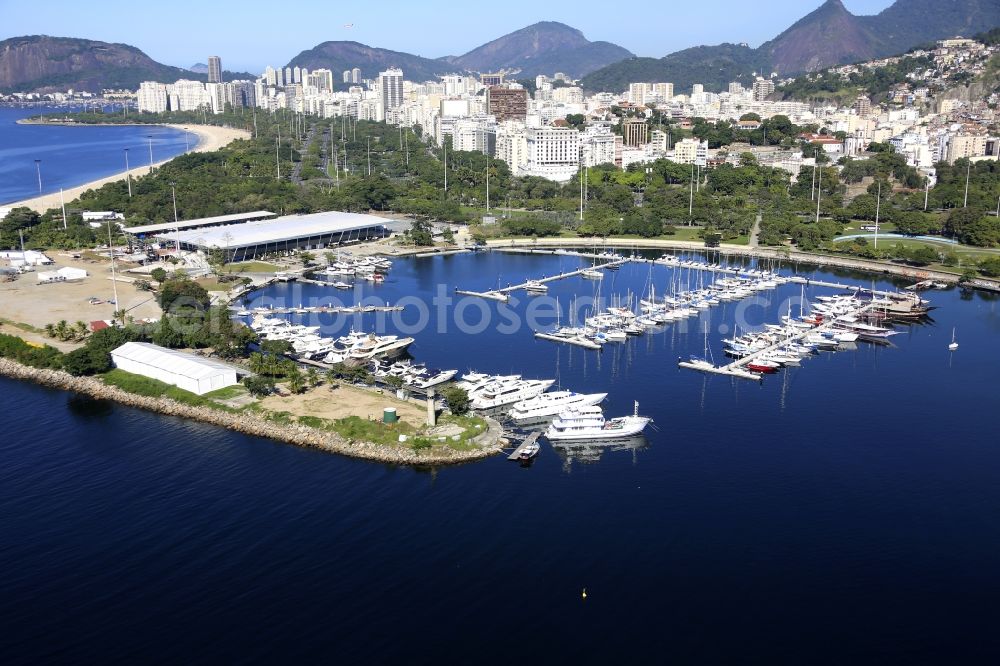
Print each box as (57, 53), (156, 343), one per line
(259, 382), (427, 424)
(0, 255), (162, 347)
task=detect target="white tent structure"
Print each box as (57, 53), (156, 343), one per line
(110, 342), (239, 395)
(37, 266), (88, 283)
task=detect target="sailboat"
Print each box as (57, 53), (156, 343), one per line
(948, 327), (959, 351)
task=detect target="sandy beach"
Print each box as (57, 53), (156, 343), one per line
(8, 124), (250, 213)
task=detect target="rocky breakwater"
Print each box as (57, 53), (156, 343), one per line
(0, 358), (503, 465)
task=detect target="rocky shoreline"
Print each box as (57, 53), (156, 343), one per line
(0, 358), (503, 466)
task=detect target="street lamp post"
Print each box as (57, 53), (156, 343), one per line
(147, 135), (154, 173)
(171, 183), (179, 223)
(34, 159), (42, 193)
(124, 148), (132, 197)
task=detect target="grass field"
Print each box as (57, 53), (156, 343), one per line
(227, 261), (282, 273)
(101, 369), (236, 410)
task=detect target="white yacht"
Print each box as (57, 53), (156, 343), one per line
(508, 391), (608, 424)
(346, 334), (415, 361)
(525, 280), (549, 293)
(581, 268), (603, 279)
(544, 402), (650, 441)
(470, 379), (554, 410)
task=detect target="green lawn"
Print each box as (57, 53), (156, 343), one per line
(227, 261), (282, 273)
(101, 369), (236, 410)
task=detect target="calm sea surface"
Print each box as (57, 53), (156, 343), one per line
(0, 107), (193, 205)
(3, 251), (1000, 663)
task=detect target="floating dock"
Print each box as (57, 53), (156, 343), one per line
(457, 258), (627, 300)
(533, 332), (602, 350)
(508, 432), (541, 460)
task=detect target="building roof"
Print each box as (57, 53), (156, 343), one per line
(111, 342), (238, 379)
(124, 211), (275, 236)
(155, 211), (392, 250)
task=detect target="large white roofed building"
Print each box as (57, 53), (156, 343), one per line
(153, 211), (391, 262)
(110, 342), (240, 395)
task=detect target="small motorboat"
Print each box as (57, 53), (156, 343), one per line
(517, 441), (540, 460)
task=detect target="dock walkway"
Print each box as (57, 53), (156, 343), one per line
(508, 432), (541, 460)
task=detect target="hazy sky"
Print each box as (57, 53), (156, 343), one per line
(1, 0), (896, 72)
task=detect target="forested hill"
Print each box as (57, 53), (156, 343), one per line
(0, 35), (253, 93)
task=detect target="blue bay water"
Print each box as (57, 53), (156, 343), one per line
(2, 253), (1000, 663)
(0, 107), (195, 205)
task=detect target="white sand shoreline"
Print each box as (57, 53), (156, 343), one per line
(5, 124), (250, 213)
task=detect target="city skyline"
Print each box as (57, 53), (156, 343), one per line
(0, 0), (895, 73)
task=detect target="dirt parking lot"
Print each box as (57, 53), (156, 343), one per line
(0, 254), (162, 348)
(259, 382), (427, 424)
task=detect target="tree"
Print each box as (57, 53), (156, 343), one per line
(944, 207), (984, 240)
(409, 220), (434, 246)
(157, 276), (210, 313)
(299, 251), (315, 266)
(978, 256), (1000, 277)
(243, 375), (275, 397)
(440, 386), (470, 415)
(287, 367), (306, 394)
(150, 267), (168, 283)
(306, 367), (320, 388)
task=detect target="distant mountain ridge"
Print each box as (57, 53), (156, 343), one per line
(581, 0), (1000, 92)
(443, 22), (633, 79)
(0, 36), (254, 93)
(287, 41), (456, 82)
(288, 22), (632, 81)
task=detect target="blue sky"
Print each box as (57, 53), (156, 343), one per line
(1, 0), (895, 72)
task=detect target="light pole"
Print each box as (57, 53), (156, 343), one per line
(124, 148), (132, 197)
(183, 127), (190, 153)
(171, 183), (179, 223)
(34, 159), (42, 193)
(146, 135), (154, 173)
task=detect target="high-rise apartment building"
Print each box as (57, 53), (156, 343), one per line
(480, 72), (504, 87)
(379, 68), (404, 112)
(351, 67), (361, 84)
(752, 77), (775, 101)
(137, 81), (168, 113)
(622, 118), (648, 147)
(207, 56), (222, 84)
(343, 70), (351, 83)
(487, 87), (528, 122)
(652, 83), (673, 101)
(853, 95), (872, 117)
(524, 127), (581, 182)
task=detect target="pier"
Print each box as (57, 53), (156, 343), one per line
(678, 300), (877, 381)
(533, 332), (602, 350)
(508, 432), (541, 460)
(455, 258), (628, 300)
(236, 304), (405, 316)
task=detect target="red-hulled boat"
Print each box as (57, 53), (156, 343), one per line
(747, 360), (780, 374)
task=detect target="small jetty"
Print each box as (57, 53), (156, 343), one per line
(234, 304), (405, 316)
(456, 258), (628, 301)
(533, 332), (602, 350)
(508, 432), (541, 460)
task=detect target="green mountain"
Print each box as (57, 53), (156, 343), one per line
(581, 0), (1000, 92)
(444, 22), (633, 79)
(0, 35), (254, 93)
(581, 43), (768, 96)
(286, 41), (456, 82)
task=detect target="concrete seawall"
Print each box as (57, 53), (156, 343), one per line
(0, 358), (502, 466)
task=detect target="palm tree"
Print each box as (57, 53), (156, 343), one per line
(113, 309), (127, 326)
(53, 320), (69, 341)
(248, 352), (266, 375)
(306, 367), (320, 388)
(43, 323), (55, 338)
(287, 368), (305, 394)
(73, 321), (89, 341)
